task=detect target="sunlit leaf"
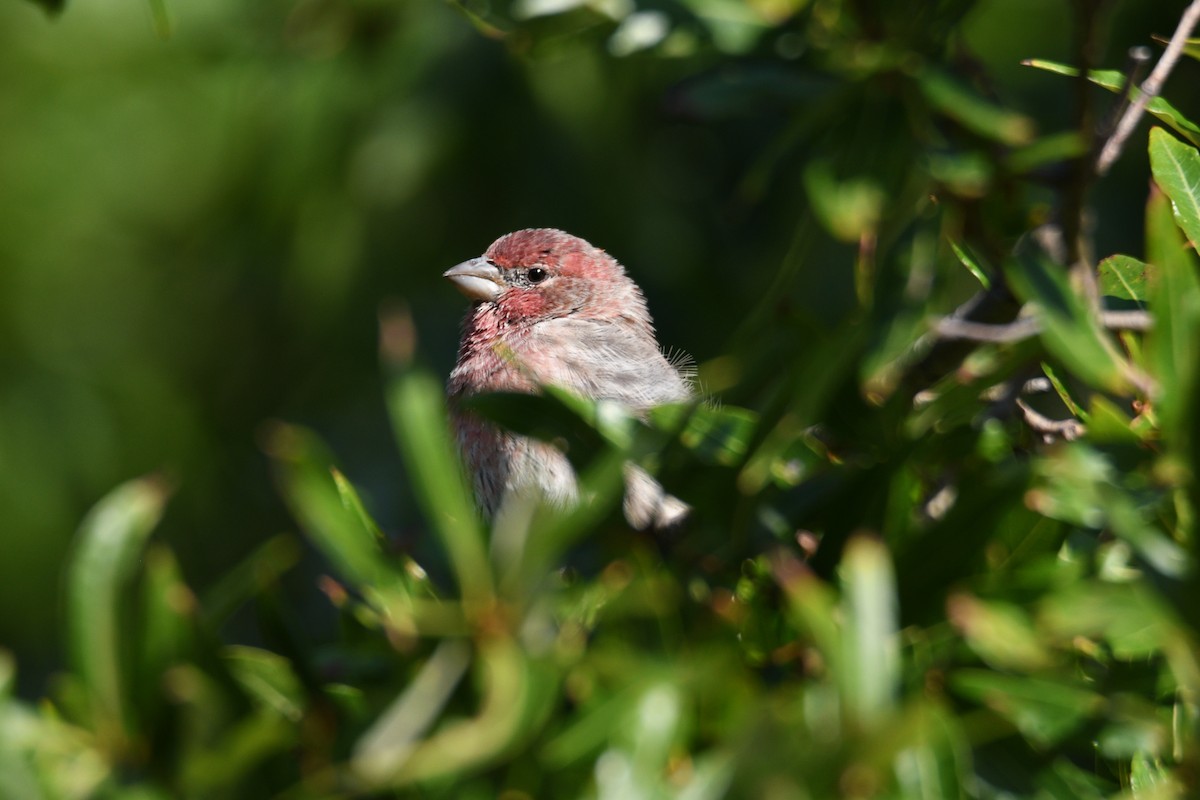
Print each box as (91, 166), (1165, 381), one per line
(1149, 127), (1200, 249)
(1098, 255), (1151, 306)
(1025, 61), (1200, 146)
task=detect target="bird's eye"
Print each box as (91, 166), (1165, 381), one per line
(527, 267), (548, 284)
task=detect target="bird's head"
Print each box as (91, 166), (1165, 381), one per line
(444, 229), (648, 326)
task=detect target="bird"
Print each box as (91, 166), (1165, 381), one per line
(445, 228), (692, 530)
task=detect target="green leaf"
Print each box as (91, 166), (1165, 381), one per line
(949, 240), (991, 289)
(1026, 60), (1200, 150)
(1003, 248), (1130, 392)
(352, 640), (471, 786)
(1025, 61), (1200, 146)
(0, 651), (12, 699)
(948, 594), (1053, 671)
(916, 67), (1034, 145)
(266, 425), (411, 595)
(1098, 255), (1151, 305)
(382, 311), (491, 605)
(222, 646), (306, 723)
(648, 402), (757, 467)
(353, 636), (558, 788)
(840, 536), (899, 727)
(1152, 34), (1200, 62)
(1038, 581), (1167, 660)
(135, 546), (196, 720)
(1130, 751), (1174, 797)
(66, 476), (170, 749)
(950, 670), (1102, 746)
(1149, 127), (1200, 249)
(804, 160), (886, 242)
(1006, 131), (1089, 174)
(1145, 183), (1200, 448)
(1031, 443), (1189, 578)
(201, 535), (303, 626)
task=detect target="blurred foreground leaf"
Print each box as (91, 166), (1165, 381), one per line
(66, 476), (170, 753)
(382, 309), (491, 606)
(1004, 247), (1130, 392)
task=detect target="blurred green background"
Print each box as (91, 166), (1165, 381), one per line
(0, 0), (1196, 698)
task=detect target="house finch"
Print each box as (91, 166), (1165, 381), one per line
(445, 228), (691, 530)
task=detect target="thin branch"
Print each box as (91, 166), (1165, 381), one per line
(1096, 46), (1154, 144)
(935, 316), (1040, 343)
(1016, 398), (1086, 441)
(1095, 0), (1200, 175)
(934, 308), (1153, 343)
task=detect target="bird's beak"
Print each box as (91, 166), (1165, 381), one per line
(444, 257), (504, 302)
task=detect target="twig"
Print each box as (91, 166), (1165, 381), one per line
(934, 308), (1153, 343)
(1096, 46), (1154, 145)
(1095, 0), (1200, 175)
(935, 316), (1040, 343)
(1016, 398), (1086, 441)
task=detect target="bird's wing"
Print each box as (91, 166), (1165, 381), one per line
(526, 317), (692, 409)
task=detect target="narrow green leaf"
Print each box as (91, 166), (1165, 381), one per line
(0, 652), (12, 699)
(148, 0), (171, 38)
(201, 535), (303, 626)
(950, 670), (1102, 746)
(1025, 60), (1200, 145)
(67, 476), (170, 747)
(949, 240), (991, 288)
(917, 67), (1034, 145)
(804, 160), (885, 242)
(354, 636), (555, 787)
(180, 708), (295, 794)
(1152, 34), (1200, 62)
(1040, 362), (1086, 419)
(1036, 578), (1166, 662)
(223, 646), (306, 723)
(948, 594), (1053, 671)
(135, 546), (196, 720)
(1145, 184), (1200, 446)
(840, 536), (899, 727)
(382, 310), (490, 605)
(1149, 127), (1200, 249)
(1006, 131), (1089, 174)
(352, 640), (471, 786)
(266, 425), (409, 594)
